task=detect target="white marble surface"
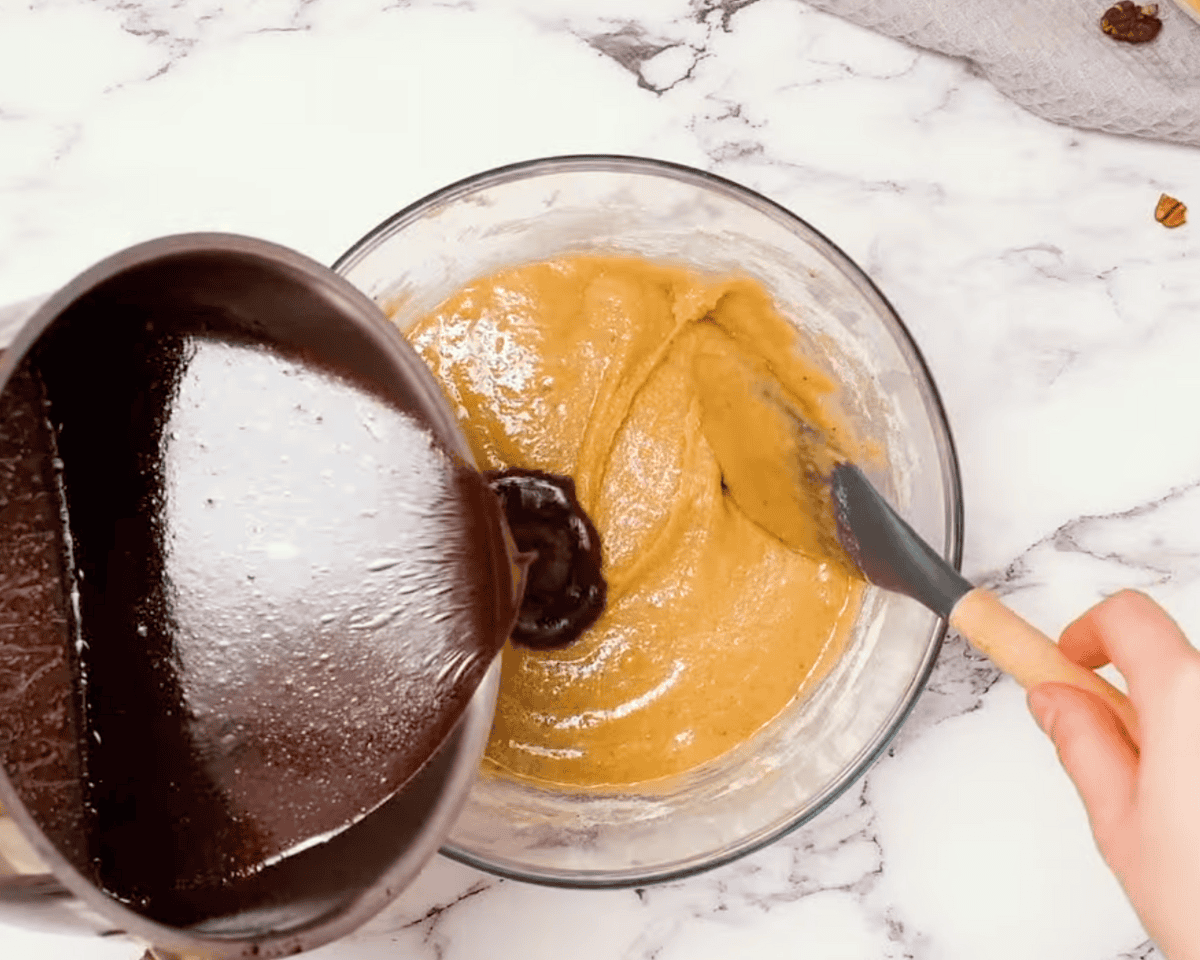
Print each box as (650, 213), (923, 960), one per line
(2, 0), (1198, 957)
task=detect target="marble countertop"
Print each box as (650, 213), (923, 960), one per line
(3, 1), (1197, 958)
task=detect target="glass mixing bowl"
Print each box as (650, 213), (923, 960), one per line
(334, 155), (963, 887)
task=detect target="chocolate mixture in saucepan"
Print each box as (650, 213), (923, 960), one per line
(0, 256), (521, 928)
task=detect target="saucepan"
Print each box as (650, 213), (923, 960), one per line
(0, 235), (512, 959)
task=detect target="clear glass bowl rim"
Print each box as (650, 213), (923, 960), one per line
(333, 153), (966, 889)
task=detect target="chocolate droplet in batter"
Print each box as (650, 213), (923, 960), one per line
(485, 468), (606, 649)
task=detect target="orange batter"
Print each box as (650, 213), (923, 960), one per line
(405, 256), (864, 787)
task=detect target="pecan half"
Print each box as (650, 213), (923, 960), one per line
(1155, 193), (1187, 228)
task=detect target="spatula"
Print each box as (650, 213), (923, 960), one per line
(694, 359), (1138, 744)
(831, 462), (1138, 744)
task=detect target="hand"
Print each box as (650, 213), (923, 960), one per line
(1028, 590), (1200, 960)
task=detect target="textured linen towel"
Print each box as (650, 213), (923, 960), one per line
(805, 0), (1200, 146)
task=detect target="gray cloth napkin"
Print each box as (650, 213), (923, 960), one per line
(804, 0), (1200, 146)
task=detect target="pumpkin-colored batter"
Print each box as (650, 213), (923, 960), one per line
(406, 256), (864, 788)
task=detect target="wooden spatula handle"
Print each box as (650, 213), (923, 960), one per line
(949, 588), (1139, 745)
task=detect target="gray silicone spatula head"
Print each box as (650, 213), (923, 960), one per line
(831, 464), (1144, 739)
(681, 336), (966, 615)
(830, 462), (971, 620)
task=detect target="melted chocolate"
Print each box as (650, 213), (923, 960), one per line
(0, 252), (520, 928)
(485, 468), (606, 649)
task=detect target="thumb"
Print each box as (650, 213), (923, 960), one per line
(1028, 682), (1138, 869)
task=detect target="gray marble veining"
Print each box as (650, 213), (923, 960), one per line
(3, 1), (1195, 957)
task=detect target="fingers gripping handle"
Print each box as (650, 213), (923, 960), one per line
(949, 588), (1140, 746)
